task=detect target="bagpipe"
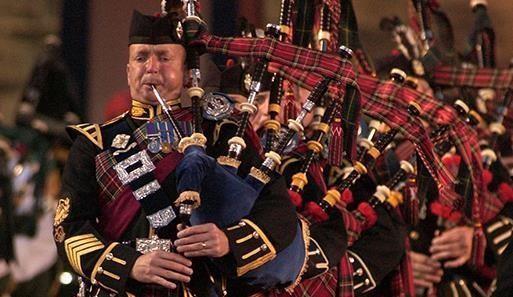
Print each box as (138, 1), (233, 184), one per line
(149, 0), (364, 290)
(297, 70), (420, 238)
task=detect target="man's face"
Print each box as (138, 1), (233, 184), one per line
(127, 44), (186, 105)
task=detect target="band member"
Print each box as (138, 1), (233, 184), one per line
(53, 8), (299, 297)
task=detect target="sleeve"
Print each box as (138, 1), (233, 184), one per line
(493, 235), (513, 297)
(347, 206), (407, 295)
(53, 135), (140, 295)
(483, 203), (513, 259)
(205, 119), (298, 276)
(280, 157), (348, 279)
(302, 210), (348, 279)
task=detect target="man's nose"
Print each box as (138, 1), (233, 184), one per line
(146, 56), (159, 73)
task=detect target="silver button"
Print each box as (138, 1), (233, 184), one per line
(106, 253), (113, 261)
(261, 244), (268, 251)
(97, 267), (104, 275)
(252, 231), (259, 239)
(356, 268), (363, 276)
(239, 221), (246, 227)
(349, 257), (354, 263)
(364, 279), (370, 285)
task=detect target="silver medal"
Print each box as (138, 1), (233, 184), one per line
(147, 138), (162, 154)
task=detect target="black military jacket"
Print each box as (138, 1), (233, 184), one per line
(53, 105), (297, 297)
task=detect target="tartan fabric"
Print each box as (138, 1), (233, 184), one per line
(337, 254), (355, 297)
(338, 0), (377, 76)
(202, 35), (473, 212)
(204, 35), (357, 90)
(432, 65), (513, 89)
(386, 226), (415, 297)
(341, 208), (364, 246)
(339, 85), (360, 161)
(267, 255), (355, 297)
(204, 35), (362, 162)
(94, 124), (166, 202)
(359, 72), (489, 225)
(292, 0), (315, 47)
(311, 71), (462, 209)
(268, 266), (340, 297)
(339, 0), (361, 51)
(325, 0), (341, 53)
(95, 111), (191, 202)
(356, 75), (461, 209)
(272, 63), (459, 207)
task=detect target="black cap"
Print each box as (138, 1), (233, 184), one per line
(128, 10), (183, 45)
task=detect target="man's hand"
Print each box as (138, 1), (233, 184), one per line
(174, 223), (229, 258)
(410, 251), (444, 290)
(129, 251), (193, 290)
(429, 226), (473, 268)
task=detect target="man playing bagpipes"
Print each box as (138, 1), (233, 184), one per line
(52, 3), (304, 296)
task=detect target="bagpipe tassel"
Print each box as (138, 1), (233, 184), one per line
(304, 201), (329, 223)
(498, 182), (513, 203)
(482, 169), (493, 187)
(356, 202), (378, 230)
(471, 224), (486, 267)
(287, 189), (304, 208)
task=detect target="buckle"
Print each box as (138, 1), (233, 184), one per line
(136, 235), (172, 254)
(114, 150), (156, 185)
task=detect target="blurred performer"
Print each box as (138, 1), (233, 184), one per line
(0, 137), (15, 293)
(218, 59), (407, 296)
(53, 8), (298, 297)
(16, 34), (81, 141)
(0, 34), (84, 296)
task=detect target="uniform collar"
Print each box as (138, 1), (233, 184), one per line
(130, 99), (181, 120)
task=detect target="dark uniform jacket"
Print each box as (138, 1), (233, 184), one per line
(280, 154), (407, 295)
(52, 105), (297, 297)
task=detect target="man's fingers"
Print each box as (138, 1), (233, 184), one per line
(184, 250), (209, 258)
(444, 257), (468, 268)
(151, 275), (177, 290)
(413, 262), (439, 274)
(154, 267), (191, 283)
(157, 251), (192, 267)
(174, 233), (210, 247)
(431, 234), (454, 246)
(422, 271), (443, 283)
(431, 250), (454, 261)
(176, 242), (207, 253)
(177, 223), (214, 238)
(429, 242), (459, 254)
(413, 278), (434, 289)
(157, 259), (194, 276)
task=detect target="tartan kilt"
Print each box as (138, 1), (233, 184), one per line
(266, 255), (355, 297)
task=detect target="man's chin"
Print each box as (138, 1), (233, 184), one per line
(135, 93), (159, 105)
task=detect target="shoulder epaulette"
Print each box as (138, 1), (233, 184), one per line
(67, 123), (103, 150)
(101, 112), (128, 128)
